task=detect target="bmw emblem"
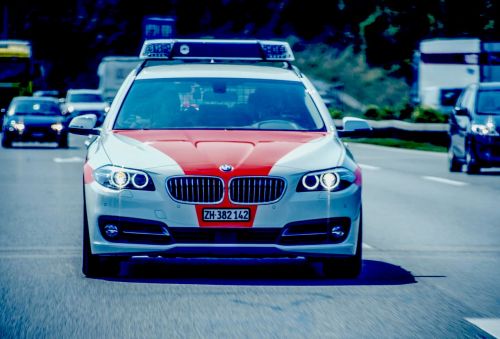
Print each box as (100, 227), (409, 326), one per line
(219, 164), (233, 172)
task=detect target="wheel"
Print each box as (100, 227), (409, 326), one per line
(448, 147), (461, 172)
(82, 198), (122, 277)
(322, 212), (363, 279)
(1, 136), (12, 148)
(465, 144), (480, 174)
(58, 134), (69, 148)
(82, 202), (103, 277)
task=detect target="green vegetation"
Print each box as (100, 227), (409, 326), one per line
(293, 43), (410, 110)
(330, 105), (448, 123)
(346, 138), (447, 153)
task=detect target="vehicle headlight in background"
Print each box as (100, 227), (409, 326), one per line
(94, 165), (155, 191)
(471, 121), (498, 136)
(104, 106), (110, 113)
(51, 123), (64, 132)
(10, 120), (25, 132)
(67, 106), (75, 113)
(298, 168), (357, 192)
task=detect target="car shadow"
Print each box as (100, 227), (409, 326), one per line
(475, 170), (500, 176)
(100, 258), (417, 286)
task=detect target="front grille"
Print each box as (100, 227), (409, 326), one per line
(229, 177), (286, 204)
(167, 176), (224, 204)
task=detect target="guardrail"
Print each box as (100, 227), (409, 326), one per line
(334, 119), (449, 146)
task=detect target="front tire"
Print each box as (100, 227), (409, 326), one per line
(1, 135), (12, 148)
(82, 203), (103, 277)
(322, 213), (363, 279)
(58, 134), (69, 148)
(82, 200), (123, 277)
(448, 146), (461, 172)
(465, 144), (480, 174)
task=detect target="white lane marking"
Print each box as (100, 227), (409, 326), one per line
(362, 243), (373, 249)
(466, 318), (500, 338)
(422, 176), (468, 187)
(359, 164), (381, 171)
(53, 156), (84, 163)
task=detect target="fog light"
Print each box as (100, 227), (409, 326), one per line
(104, 224), (119, 238)
(330, 225), (345, 239)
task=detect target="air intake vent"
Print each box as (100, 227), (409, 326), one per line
(167, 176), (224, 204)
(229, 177), (286, 204)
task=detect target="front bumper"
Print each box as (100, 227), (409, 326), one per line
(85, 177), (362, 258)
(4, 128), (66, 142)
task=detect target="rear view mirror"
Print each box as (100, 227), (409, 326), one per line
(337, 117), (372, 138)
(69, 114), (100, 135)
(454, 107), (469, 117)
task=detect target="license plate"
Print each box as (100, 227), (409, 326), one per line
(203, 208), (250, 221)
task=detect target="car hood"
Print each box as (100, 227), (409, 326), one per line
(473, 114), (500, 128)
(102, 130), (345, 175)
(6, 115), (64, 126)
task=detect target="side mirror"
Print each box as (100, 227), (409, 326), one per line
(69, 114), (100, 135)
(337, 117), (372, 138)
(454, 107), (469, 117)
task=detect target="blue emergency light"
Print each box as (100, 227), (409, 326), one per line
(139, 39), (295, 62)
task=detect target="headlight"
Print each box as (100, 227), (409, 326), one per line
(94, 165), (155, 191)
(67, 106), (75, 113)
(297, 168), (357, 192)
(10, 121), (25, 132)
(104, 106), (110, 113)
(51, 123), (64, 132)
(471, 122), (498, 136)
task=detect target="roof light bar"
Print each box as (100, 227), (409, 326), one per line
(139, 39), (295, 62)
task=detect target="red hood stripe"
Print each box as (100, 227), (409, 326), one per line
(114, 130), (326, 227)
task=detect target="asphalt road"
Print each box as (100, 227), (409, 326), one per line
(0, 136), (499, 338)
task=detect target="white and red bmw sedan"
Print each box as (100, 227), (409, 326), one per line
(69, 40), (371, 278)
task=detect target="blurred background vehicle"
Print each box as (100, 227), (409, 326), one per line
(448, 82), (500, 173)
(97, 56), (141, 104)
(412, 38), (500, 115)
(1, 96), (68, 148)
(63, 89), (109, 126)
(0, 40), (42, 118)
(33, 90), (60, 98)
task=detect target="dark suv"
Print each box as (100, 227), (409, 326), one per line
(449, 82), (500, 173)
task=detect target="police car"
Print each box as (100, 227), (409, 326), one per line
(69, 39), (371, 278)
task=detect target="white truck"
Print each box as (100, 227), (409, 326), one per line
(413, 38), (500, 113)
(97, 56), (141, 103)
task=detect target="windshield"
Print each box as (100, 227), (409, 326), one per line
(114, 78), (325, 131)
(0, 58), (30, 82)
(9, 100), (61, 116)
(68, 93), (104, 103)
(477, 89), (500, 115)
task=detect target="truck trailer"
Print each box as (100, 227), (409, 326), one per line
(413, 38), (500, 114)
